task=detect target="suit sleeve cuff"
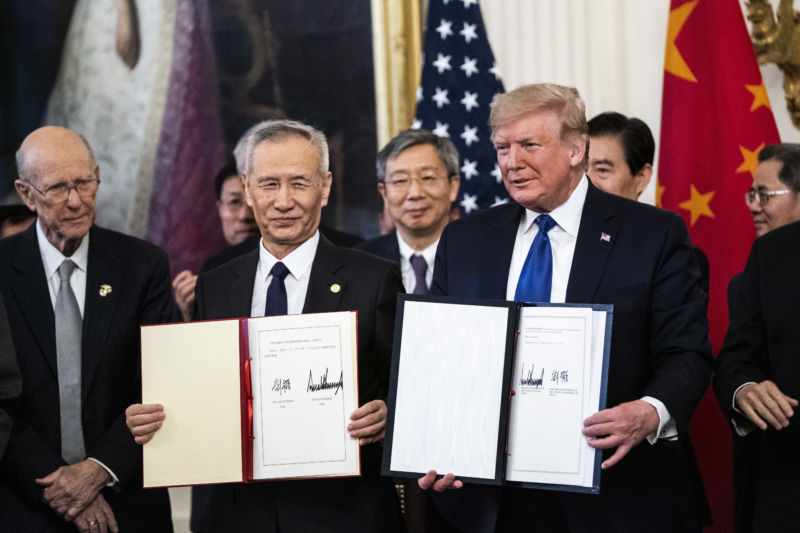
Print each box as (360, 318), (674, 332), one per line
(641, 396), (678, 444)
(731, 382), (758, 436)
(87, 457), (119, 486)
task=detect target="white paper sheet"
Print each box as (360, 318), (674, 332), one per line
(248, 312), (359, 479)
(389, 301), (509, 480)
(505, 306), (606, 489)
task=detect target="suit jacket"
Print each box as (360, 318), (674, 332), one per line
(0, 224), (177, 532)
(431, 182), (712, 533)
(190, 235), (403, 533)
(0, 290), (22, 460)
(356, 230), (401, 264)
(714, 220), (800, 532)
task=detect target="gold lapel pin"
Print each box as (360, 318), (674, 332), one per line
(330, 283), (341, 294)
(99, 284), (112, 297)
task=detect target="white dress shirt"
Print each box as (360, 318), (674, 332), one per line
(250, 232), (319, 317)
(36, 222), (119, 483)
(396, 233), (438, 293)
(504, 176), (676, 443)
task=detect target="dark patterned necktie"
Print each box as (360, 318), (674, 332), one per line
(410, 254), (428, 295)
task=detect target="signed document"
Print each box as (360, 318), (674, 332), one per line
(383, 295), (611, 494)
(505, 306), (608, 491)
(249, 312), (359, 479)
(140, 311), (359, 488)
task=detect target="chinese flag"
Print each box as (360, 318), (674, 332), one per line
(658, 0), (780, 531)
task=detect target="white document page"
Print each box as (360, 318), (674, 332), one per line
(389, 301), (509, 480)
(505, 306), (602, 488)
(248, 312), (359, 479)
(141, 320), (244, 487)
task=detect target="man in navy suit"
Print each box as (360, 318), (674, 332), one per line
(126, 120), (403, 532)
(419, 83), (711, 532)
(359, 129), (460, 294)
(0, 126), (176, 532)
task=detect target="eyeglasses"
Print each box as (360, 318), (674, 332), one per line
(25, 178), (100, 204)
(383, 175), (450, 193)
(745, 188), (793, 207)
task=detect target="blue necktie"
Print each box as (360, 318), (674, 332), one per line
(515, 214), (556, 303)
(265, 262), (290, 316)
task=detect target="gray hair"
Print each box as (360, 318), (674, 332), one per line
(16, 131), (97, 183)
(244, 120), (329, 177)
(234, 121), (271, 173)
(376, 128), (460, 182)
(758, 143), (800, 191)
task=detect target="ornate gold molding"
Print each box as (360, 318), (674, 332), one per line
(371, 0), (423, 149)
(746, 0), (800, 129)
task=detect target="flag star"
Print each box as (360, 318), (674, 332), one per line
(460, 90), (479, 111)
(459, 22), (478, 43)
(411, 119), (422, 129)
(461, 0), (478, 8)
(492, 196), (509, 207)
(460, 56), (479, 78)
(433, 87), (451, 108)
(460, 159), (478, 180)
(416, 86), (423, 102)
(433, 121), (450, 138)
(678, 184), (715, 226)
(489, 63), (502, 80)
(460, 125), (479, 146)
(436, 19), (453, 40)
(432, 53), (453, 74)
(460, 193), (479, 214)
(491, 164), (502, 183)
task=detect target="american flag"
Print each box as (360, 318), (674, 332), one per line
(413, 0), (505, 214)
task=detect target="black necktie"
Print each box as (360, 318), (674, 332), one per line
(265, 262), (290, 316)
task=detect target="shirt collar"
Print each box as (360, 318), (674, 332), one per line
(36, 219), (89, 280)
(396, 232), (439, 265)
(521, 175), (588, 237)
(257, 231), (320, 281)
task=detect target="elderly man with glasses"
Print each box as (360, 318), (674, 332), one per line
(714, 142), (800, 532)
(0, 126), (178, 533)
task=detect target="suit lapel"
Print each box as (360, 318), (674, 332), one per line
(566, 183), (619, 303)
(82, 227), (120, 400)
(303, 236), (345, 314)
(228, 249), (260, 317)
(485, 203), (522, 297)
(9, 224), (58, 378)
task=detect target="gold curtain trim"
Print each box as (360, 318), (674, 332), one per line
(372, 0), (423, 150)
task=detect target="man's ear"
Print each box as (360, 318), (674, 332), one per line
(320, 171), (333, 207)
(448, 174), (461, 203)
(569, 134), (588, 167)
(14, 180), (37, 212)
(242, 173), (254, 208)
(634, 164), (653, 198)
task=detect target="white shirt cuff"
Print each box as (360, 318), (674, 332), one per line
(641, 396), (678, 444)
(731, 382), (758, 437)
(87, 458), (119, 486)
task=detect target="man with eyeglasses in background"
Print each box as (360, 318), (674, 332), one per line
(358, 129), (460, 296)
(714, 142), (800, 533)
(713, 142), (800, 532)
(0, 126), (178, 533)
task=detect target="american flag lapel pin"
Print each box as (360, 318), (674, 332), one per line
(600, 232), (611, 243)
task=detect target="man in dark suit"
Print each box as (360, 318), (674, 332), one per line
(0, 126), (177, 532)
(0, 290), (22, 460)
(420, 83), (712, 532)
(587, 111), (709, 294)
(724, 142), (800, 532)
(127, 120), (403, 532)
(714, 220), (800, 532)
(358, 129), (460, 294)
